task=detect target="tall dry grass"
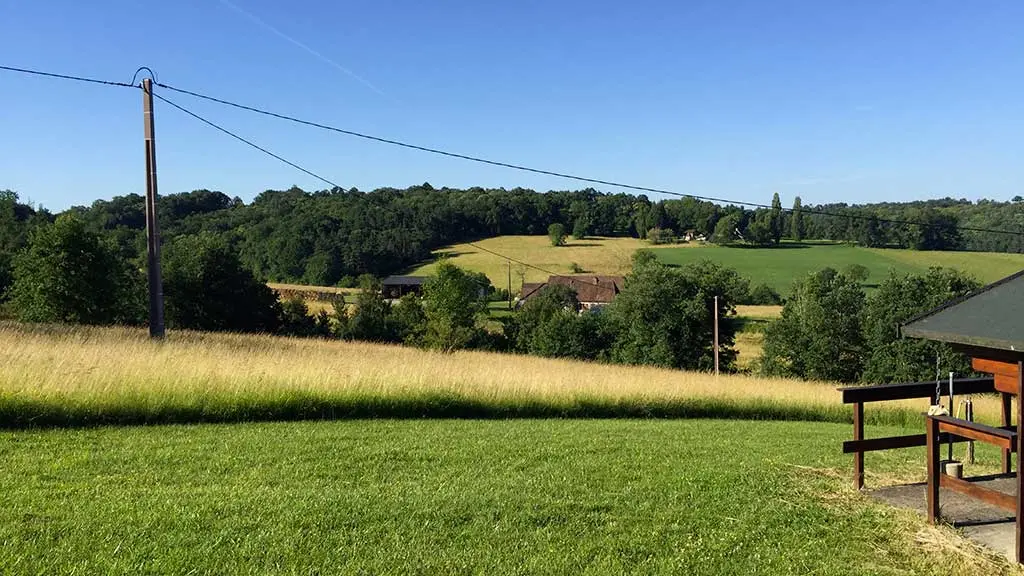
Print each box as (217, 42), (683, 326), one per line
(0, 322), (1002, 428)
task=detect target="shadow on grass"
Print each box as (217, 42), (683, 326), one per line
(725, 243), (813, 250)
(0, 391), (920, 430)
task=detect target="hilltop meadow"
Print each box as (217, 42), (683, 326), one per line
(410, 235), (1024, 296)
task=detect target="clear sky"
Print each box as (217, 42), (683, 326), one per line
(1, 0), (1022, 210)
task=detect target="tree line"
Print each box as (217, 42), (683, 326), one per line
(0, 211), (746, 373)
(0, 188), (986, 381)
(760, 267), (979, 383)
(2, 185), (1021, 302)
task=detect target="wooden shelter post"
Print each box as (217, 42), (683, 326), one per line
(1004, 392), (1014, 474)
(927, 415), (940, 523)
(1017, 360), (1024, 563)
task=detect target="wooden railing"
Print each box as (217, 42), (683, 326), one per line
(837, 377), (998, 490)
(926, 414), (1018, 520)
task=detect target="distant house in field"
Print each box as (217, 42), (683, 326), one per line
(518, 275), (626, 310)
(682, 229), (706, 242)
(381, 276), (427, 299)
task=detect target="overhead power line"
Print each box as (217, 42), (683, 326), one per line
(153, 93), (343, 190)
(152, 93), (607, 290)
(155, 81), (1022, 238)
(0, 64), (1018, 239)
(464, 241), (612, 287)
(0, 64), (137, 88)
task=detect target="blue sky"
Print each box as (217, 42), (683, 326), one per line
(1, 0), (1022, 210)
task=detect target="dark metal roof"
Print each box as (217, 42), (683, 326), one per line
(901, 269), (1024, 352)
(382, 275), (427, 286)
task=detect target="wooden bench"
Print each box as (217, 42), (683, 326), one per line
(926, 414), (1019, 521)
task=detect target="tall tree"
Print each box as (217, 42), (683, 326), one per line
(712, 212), (742, 245)
(745, 211), (774, 246)
(910, 208), (963, 251)
(162, 233), (281, 332)
(342, 281), (395, 342)
(761, 268), (866, 382)
(0, 191), (19, 300)
(790, 196), (804, 241)
(770, 192), (784, 244)
(507, 284), (580, 353)
(607, 257), (743, 370)
(422, 261), (487, 352)
(10, 215), (144, 325)
(861, 268), (979, 383)
(547, 223), (567, 247)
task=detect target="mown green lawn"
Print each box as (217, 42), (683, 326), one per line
(654, 243), (1024, 295)
(0, 419), (1008, 574)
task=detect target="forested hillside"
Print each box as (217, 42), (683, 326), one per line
(2, 185), (1023, 291)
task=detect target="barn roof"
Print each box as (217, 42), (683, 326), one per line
(382, 275), (427, 286)
(520, 282), (547, 300)
(520, 275), (626, 304)
(901, 269), (1024, 352)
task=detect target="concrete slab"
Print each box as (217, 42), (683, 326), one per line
(869, 475), (1017, 563)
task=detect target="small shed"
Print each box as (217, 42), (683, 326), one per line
(381, 276), (427, 299)
(901, 269), (1024, 562)
(902, 270), (1024, 384)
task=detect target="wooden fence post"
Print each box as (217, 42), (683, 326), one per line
(853, 402), (864, 490)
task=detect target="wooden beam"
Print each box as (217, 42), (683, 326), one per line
(954, 344), (1024, 365)
(843, 432), (977, 454)
(996, 374), (1020, 395)
(934, 417), (1017, 451)
(940, 474), (1018, 513)
(853, 402), (864, 490)
(973, 357), (1020, 378)
(927, 415), (940, 524)
(839, 378), (995, 404)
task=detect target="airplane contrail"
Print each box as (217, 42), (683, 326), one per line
(217, 0), (391, 99)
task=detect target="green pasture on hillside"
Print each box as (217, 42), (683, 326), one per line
(654, 243), (1024, 295)
(0, 419), (1013, 575)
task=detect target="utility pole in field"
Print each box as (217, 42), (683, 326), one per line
(507, 260), (512, 310)
(142, 78), (165, 339)
(713, 295), (719, 376)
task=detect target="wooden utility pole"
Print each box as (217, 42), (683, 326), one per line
(507, 260), (512, 310)
(713, 295), (720, 375)
(142, 78), (165, 339)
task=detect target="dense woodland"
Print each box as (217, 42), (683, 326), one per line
(1, 184), (1020, 381)
(4, 185), (1024, 293)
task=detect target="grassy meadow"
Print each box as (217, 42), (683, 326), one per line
(267, 282), (358, 315)
(2, 418), (1017, 575)
(401, 236), (1024, 300)
(655, 242), (1024, 295)
(3, 323), (1021, 573)
(733, 305), (782, 369)
(0, 322), (1006, 428)
(408, 235), (656, 292)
